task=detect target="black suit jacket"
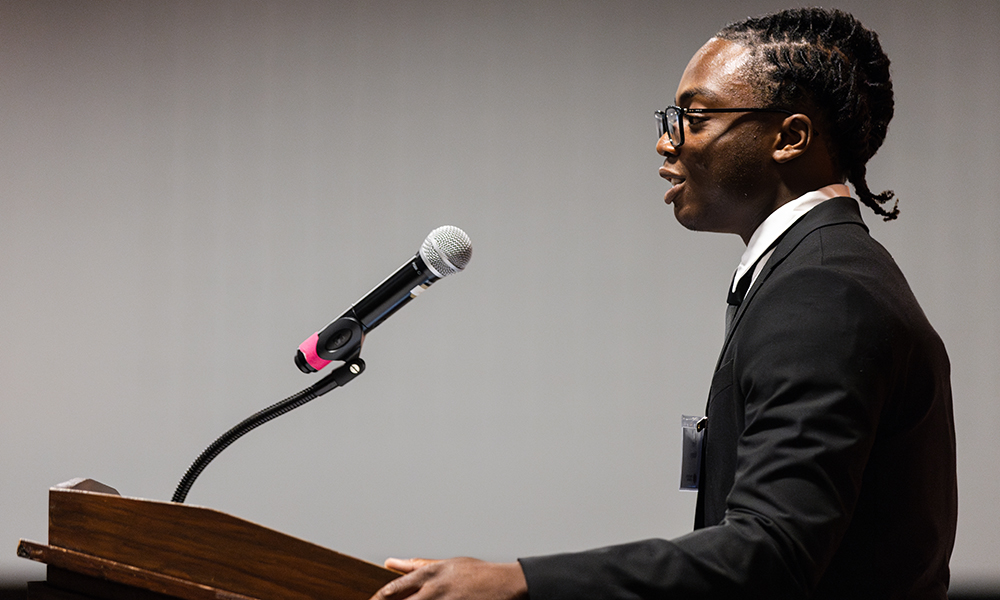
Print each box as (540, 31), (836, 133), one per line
(519, 198), (957, 599)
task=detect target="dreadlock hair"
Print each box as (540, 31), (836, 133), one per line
(718, 8), (900, 221)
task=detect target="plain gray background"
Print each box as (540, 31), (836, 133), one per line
(2, 0), (998, 592)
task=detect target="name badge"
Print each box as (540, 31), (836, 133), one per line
(680, 415), (707, 491)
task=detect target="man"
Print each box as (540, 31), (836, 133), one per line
(371, 8), (957, 599)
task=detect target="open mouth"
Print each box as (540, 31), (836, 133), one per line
(659, 167), (685, 187)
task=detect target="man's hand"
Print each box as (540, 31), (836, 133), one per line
(370, 557), (528, 600)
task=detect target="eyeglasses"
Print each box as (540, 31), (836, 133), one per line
(654, 105), (793, 147)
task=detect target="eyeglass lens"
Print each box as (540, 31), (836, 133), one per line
(655, 108), (682, 146)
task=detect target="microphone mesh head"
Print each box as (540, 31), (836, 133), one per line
(420, 226), (472, 278)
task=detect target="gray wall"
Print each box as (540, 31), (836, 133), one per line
(2, 0), (998, 592)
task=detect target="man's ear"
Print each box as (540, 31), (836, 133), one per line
(772, 114), (813, 163)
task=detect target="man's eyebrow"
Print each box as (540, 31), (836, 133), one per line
(676, 87), (721, 106)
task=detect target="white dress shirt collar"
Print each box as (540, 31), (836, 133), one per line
(731, 184), (852, 294)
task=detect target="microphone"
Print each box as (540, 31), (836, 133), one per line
(295, 225), (472, 373)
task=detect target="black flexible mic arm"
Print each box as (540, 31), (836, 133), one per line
(171, 356), (366, 504)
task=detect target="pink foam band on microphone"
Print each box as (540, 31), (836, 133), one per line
(299, 333), (332, 371)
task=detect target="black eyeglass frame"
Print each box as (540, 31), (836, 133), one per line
(654, 105), (794, 147)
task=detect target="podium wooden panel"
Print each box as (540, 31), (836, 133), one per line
(18, 479), (400, 600)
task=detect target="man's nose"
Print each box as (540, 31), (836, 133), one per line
(657, 134), (678, 156)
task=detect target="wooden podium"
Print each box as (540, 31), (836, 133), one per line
(17, 479), (400, 600)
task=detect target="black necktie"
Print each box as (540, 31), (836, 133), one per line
(727, 267), (755, 307)
(724, 266), (755, 336)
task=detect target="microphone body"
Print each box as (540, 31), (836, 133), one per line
(296, 254), (438, 372)
(296, 226), (471, 373)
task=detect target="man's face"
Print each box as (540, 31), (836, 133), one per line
(658, 38), (783, 242)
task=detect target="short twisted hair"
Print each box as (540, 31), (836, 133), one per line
(718, 8), (899, 220)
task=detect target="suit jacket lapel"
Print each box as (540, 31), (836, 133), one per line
(716, 197), (868, 366)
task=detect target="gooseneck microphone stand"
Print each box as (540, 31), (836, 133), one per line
(171, 356), (366, 504)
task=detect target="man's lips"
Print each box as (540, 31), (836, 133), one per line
(659, 168), (686, 204)
(659, 167), (685, 187)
